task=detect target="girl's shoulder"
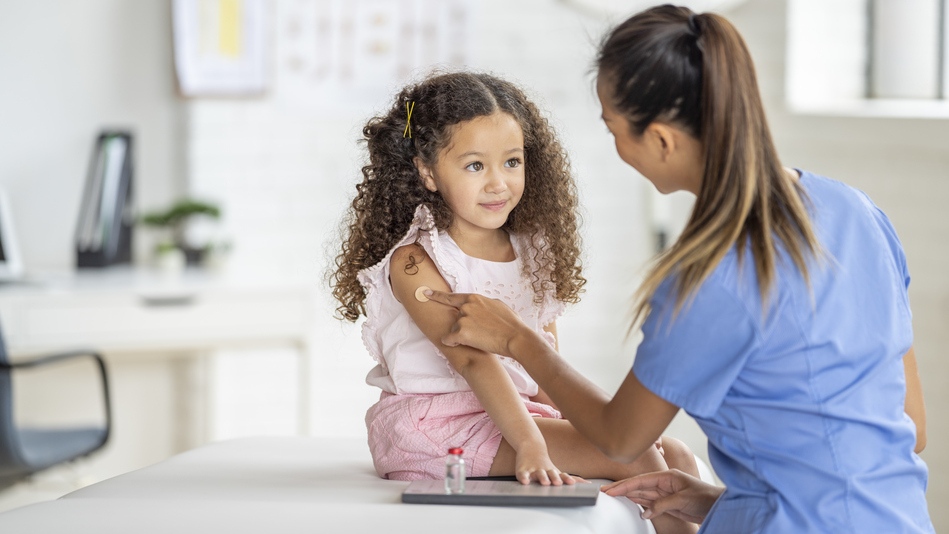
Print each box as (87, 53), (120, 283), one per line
(358, 204), (466, 291)
(358, 205), (438, 283)
(389, 241), (432, 272)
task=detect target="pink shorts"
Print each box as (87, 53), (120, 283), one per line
(365, 390), (561, 481)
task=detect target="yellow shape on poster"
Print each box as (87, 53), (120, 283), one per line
(218, 0), (242, 57)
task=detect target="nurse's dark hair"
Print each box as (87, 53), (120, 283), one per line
(330, 71), (585, 322)
(596, 5), (820, 323)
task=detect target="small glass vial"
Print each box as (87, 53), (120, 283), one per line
(444, 447), (466, 494)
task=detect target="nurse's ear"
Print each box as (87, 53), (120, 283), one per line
(644, 122), (705, 194)
(414, 157), (438, 192)
(643, 123), (680, 163)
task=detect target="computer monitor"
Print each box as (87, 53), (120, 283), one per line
(0, 186), (24, 281)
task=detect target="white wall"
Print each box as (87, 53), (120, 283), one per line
(0, 0), (186, 270)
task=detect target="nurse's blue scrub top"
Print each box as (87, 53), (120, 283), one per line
(633, 172), (933, 533)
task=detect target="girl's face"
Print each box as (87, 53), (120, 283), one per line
(417, 112), (525, 239)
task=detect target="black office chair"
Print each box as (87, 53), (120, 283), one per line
(0, 321), (111, 490)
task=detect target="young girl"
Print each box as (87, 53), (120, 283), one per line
(332, 71), (699, 534)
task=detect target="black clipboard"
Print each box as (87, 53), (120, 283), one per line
(401, 479), (600, 507)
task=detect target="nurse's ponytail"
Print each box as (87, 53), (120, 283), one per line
(597, 6), (821, 324)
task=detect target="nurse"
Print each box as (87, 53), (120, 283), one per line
(424, 5), (934, 532)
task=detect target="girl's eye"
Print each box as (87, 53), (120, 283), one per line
(504, 158), (522, 168)
(465, 162), (484, 172)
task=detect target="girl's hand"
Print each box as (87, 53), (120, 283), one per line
(514, 442), (577, 486)
(424, 289), (541, 357)
(601, 469), (723, 524)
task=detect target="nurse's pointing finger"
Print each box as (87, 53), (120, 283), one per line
(423, 288), (466, 308)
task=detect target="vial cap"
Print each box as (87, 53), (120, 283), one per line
(448, 447), (463, 455)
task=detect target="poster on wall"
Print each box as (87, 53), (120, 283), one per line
(172, 0), (271, 97)
(277, 0), (474, 114)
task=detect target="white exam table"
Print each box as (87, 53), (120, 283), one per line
(0, 436), (657, 533)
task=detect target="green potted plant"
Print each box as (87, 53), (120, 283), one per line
(139, 199), (223, 267)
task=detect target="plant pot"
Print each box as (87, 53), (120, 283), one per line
(155, 248), (186, 276)
(181, 246), (207, 266)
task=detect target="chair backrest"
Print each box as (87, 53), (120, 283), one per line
(0, 317), (26, 481)
(0, 319), (111, 489)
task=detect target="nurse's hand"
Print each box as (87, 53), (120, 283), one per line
(424, 289), (541, 358)
(602, 469), (723, 525)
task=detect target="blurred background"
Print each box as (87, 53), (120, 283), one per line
(0, 0), (946, 529)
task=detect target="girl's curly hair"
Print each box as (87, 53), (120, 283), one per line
(331, 71), (585, 322)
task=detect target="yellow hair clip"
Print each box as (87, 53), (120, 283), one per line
(403, 101), (415, 138)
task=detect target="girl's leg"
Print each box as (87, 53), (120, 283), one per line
(489, 418), (699, 534)
(656, 436), (700, 479)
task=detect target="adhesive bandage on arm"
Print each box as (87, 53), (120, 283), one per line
(415, 286), (431, 302)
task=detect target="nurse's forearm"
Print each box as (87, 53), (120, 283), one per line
(509, 330), (673, 463)
(902, 346), (926, 453)
(509, 329), (610, 417)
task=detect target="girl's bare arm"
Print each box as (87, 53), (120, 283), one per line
(389, 245), (571, 484)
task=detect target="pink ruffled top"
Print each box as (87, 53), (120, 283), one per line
(357, 205), (565, 396)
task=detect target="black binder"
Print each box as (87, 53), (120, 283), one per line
(402, 479), (600, 507)
(75, 131), (134, 268)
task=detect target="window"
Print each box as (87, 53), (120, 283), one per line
(787, 0), (949, 118)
